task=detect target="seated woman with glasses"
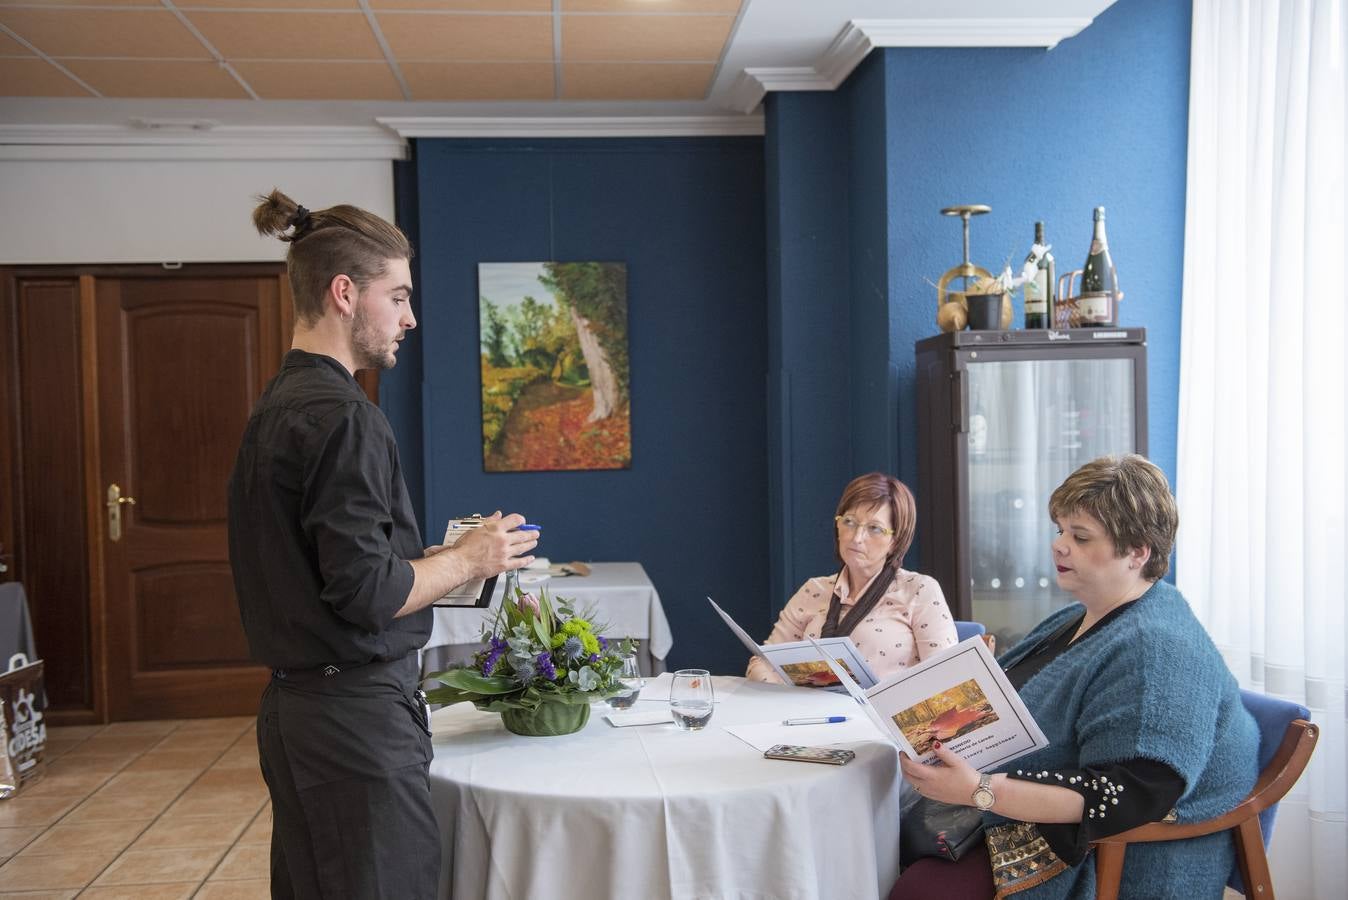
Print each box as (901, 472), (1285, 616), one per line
(746, 472), (958, 684)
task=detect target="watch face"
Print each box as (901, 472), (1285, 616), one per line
(973, 786), (995, 810)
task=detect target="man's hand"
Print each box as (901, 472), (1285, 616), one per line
(898, 742), (980, 806)
(447, 511), (538, 580)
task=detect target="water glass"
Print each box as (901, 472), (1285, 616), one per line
(670, 668), (714, 731)
(607, 654), (644, 710)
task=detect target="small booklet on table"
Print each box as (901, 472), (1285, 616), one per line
(708, 597), (878, 692)
(432, 517), (498, 608)
(807, 636), (1048, 772)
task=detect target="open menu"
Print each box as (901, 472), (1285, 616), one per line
(432, 517), (499, 608)
(708, 597), (878, 692)
(807, 636), (1047, 772)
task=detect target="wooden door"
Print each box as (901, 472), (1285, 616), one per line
(97, 269), (286, 719)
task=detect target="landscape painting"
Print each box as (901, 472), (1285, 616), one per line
(478, 262), (631, 472)
(892, 678), (1000, 756)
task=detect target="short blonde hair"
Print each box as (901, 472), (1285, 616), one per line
(1049, 454), (1178, 581)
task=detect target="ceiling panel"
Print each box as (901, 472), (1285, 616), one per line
(63, 58), (250, 99)
(0, 57), (88, 96)
(563, 1), (744, 12)
(368, 0), (552, 9)
(378, 12), (553, 62)
(174, 0), (360, 8)
(0, 9), (210, 59)
(0, 29), (31, 55)
(232, 60), (403, 100)
(186, 11), (384, 60)
(562, 13), (732, 61)
(562, 61), (713, 100)
(402, 61), (553, 101)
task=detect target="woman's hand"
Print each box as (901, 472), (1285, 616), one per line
(898, 742), (981, 807)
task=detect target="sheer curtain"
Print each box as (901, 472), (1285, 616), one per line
(1176, 1), (1346, 897)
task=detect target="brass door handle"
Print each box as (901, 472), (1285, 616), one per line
(106, 483), (137, 542)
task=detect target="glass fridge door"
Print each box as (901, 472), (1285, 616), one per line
(966, 356), (1137, 649)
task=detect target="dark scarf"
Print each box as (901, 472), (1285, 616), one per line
(819, 560), (900, 638)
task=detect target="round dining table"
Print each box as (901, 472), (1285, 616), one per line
(428, 674), (904, 900)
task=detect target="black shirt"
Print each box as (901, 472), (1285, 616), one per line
(228, 350), (428, 669)
(1003, 602), (1185, 864)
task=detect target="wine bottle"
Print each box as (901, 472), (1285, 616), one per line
(1023, 221), (1055, 329)
(1078, 206), (1117, 327)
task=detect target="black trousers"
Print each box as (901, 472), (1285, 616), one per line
(257, 654), (440, 900)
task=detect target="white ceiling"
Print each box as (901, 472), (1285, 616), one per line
(0, 1), (1118, 142)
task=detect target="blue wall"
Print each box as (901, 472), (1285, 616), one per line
(394, 138), (768, 673)
(764, 0), (1191, 601)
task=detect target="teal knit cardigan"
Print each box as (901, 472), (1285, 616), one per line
(987, 579), (1259, 900)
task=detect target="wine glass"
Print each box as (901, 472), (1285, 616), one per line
(607, 653), (644, 710)
(669, 668), (714, 731)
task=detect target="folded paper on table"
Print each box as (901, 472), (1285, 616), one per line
(725, 718), (885, 753)
(605, 709), (673, 728)
(807, 636), (1048, 772)
(708, 597), (878, 692)
(433, 518), (500, 608)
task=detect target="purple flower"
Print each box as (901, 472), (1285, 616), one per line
(598, 636), (609, 651)
(535, 652), (557, 681)
(480, 637), (509, 676)
(588, 653), (600, 663)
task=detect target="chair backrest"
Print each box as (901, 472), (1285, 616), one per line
(1240, 689), (1310, 848)
(953, 620), (985, 642)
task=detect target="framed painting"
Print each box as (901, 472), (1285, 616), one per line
(478, 262), (631, 472)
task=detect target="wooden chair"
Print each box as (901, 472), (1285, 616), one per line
(1092, 693), (1317, 900)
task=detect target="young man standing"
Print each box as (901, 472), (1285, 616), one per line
(229, 190), (537, 898)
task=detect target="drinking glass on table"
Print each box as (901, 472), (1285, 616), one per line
(670, 668), (714, 731)
(607, 653), (644, 710)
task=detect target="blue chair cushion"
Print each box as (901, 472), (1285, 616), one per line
(954, 620), (986, 642)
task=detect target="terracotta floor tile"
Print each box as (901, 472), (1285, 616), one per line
(71, 734), (163, 755)
(97, 769), (199, 797)
(0, 795), (81, 828)
(174, 717), (252, 735)
(20, 767), (112, 798)
(236, 808), (271, 845)
(123, 749), (217, 773)
(19, 819), (149, 857)
(0, 824), (43, 858)
(41, 739), (85, 759)
(0, 849), (109, 889)
(78, 883), (198, 899)
(99, 721), (179, 737)
(192, 769), (265, 793)
(90, 846), (224, 886)
(207, 750), (259, 771)
(0, 890), (79, 899)
(193, 880), (271, 900)
(131, 813), (252, 850)
(43, 755), (127, 777)
(209, 843), (269, 881)
(151, 733), (237, 753)
(63, 791), (175, 824)
(160, 787), (266, 820)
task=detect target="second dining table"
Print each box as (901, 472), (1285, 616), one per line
(428, 673), (905, 900)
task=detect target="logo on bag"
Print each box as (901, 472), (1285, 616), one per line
(7, 687), (46, 762)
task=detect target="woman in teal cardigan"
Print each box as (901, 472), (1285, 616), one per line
(892, 455), (1258, 900)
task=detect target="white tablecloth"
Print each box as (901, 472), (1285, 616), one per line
(428, 675), (903, 900)
(427, 562), (673, 662)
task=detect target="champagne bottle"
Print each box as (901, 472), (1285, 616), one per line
(1023, 221), (1054, 329)
(1078, 206), (1117, 327)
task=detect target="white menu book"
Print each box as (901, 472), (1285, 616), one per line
(708, 597), (878, 692)
(807, 636), (1048, 772)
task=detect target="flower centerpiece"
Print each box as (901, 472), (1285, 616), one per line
(425, 584), (636, 736)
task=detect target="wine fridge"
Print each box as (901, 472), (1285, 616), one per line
(915, 329), (1148, 648)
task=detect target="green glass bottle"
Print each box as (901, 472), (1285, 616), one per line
(1078, 207), (1117, 327)
(1023, 221), (1054, 329)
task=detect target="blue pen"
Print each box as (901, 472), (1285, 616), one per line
(515, 524), (541, 532)
(782, 716), (848, 726)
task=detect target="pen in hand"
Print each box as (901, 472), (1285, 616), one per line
(782, 716), (848, 726)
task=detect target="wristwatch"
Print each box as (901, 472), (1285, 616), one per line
(972, 772), (996, 810)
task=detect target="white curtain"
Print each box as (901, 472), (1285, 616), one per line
(1177, 1), (1346, 897)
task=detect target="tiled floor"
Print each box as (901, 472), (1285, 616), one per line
(0, 718), (270, 899)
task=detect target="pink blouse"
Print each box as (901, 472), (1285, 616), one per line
(745, 567), (958, 684)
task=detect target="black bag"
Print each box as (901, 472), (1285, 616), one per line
(899, 790), (986, 866)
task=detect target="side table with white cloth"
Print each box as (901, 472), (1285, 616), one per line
(423, 562), (673, 676)
(428, 674), (904, 900)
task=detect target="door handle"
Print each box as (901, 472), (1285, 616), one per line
(106, 483), (137, 542)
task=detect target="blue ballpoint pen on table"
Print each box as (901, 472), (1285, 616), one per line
(782, 716), (848, 726)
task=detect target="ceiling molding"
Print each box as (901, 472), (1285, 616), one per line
(729, 16), (1096, 113)
(0, 124), (408, 161)
(377, 116), (765, 139)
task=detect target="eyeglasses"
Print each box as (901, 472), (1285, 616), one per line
(834, 515), (895, 539)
